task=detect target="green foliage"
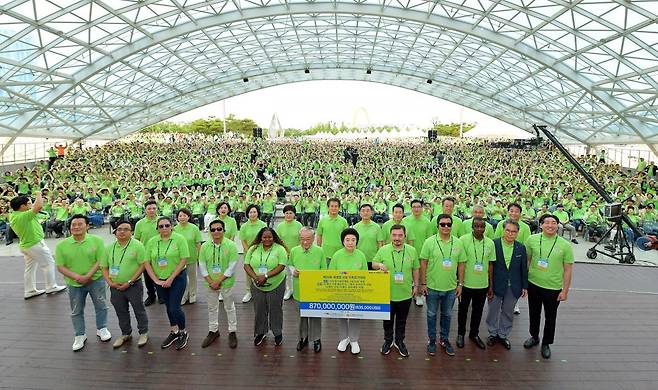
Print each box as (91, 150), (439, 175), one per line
(431, 122), (476, 137)
(139, 115), (259, 137)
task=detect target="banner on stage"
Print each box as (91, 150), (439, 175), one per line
(299, 270), (390, 320)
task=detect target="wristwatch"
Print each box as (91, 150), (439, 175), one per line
(128, 279), (134, 286)
(457, 282), (464, 287)
(264, 273), (269, 279)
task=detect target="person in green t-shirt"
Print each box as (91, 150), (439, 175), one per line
(460, 205), (494, 239)
(243, 227), (288, 347)
(371, 224), (419, 357)
(100, 220), (149, 349)
(419, 213), (466, 357)
(275, 204), (303, 301)
(144, 216), (191, 351)
(382, 203), (415, 244)
(554, 204), (578, 244)
(456, 217), (495, 350)
(199, 219), (239, 349)
(354, 204), (384, 268)
(10, 192), (65, 299)
(289, 227), (326, 353)
(55, 214), (110, 351)
(316, 197), (349, 262)
(523, 214), (574, 360)
(216, 202), (238, 241)
(239, 204), (268, 303)
(402, 199), (433, 307)
(174, 209), (202, 305)
(329, 228), (368, 355)
(134, 200), (161, 306)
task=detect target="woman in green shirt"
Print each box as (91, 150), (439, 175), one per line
(174, 208), (202, 305)
(239, 204), (267, 303)
(275, 204), (303, 300)
(244, 227), (288, 346)
(330, 228), (368, 355)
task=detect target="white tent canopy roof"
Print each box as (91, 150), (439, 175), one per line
(0, 0), (657, 153)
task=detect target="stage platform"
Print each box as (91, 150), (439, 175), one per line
(0, 254), (657, 390)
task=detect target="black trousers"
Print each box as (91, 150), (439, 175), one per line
(528, 282), (561, 345)
(143, 270), (158, 299)
(457, 286), (487, 337)
(383, 298), (412, 343)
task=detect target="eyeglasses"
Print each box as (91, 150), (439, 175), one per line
(115, 228), (132, 232)
(504, 229), (519, 234)
(209, 228), (224, 232)
(439, 223), (452, 227)
(158, 224), (171, 228)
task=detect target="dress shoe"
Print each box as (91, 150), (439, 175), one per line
(456, 334), (464, 348)
(470, 335), (486, 349)
(201, 331), (219, 348)
(486, 335), (498, 346)
(228, 332), (238, 349)
(296, 337), (308, 351)
(144, 296), (156, 306)
(524, 337), (540, 349)
(499, 337), (511, 350)
(313, 340), (322, 353)
(541, 344), (551, 359)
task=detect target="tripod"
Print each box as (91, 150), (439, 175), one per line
(586, 217), (636, 264)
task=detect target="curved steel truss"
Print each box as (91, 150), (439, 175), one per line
(0, 0), (657, 151)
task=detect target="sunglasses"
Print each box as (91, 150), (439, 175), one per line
(158, 224), (171, 228)
(209, 227), (224, 232)
(439, 223), (452, 227)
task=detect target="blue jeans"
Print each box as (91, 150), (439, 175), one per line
(155, 269), (187, 329)
(68, 278), (108, 336)
(426, 288), (456, 343)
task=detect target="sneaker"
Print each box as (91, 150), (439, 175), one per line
(254, 334), (266, 346)
(514, 303), (521, 315)
(313, 340), (322, 353)
(523, 337), (540, 349)
(218, 292), (224, 302)
(24, 289), (45, 300)
(380, 340), (393, 355)
(72, 335), (87, 351)
(350, 341), (360, 355)
(161, 332), (180, 349)
(97, 328), (112, 342)
(297, 338), (308, 351)
(414, 295), (425, 307)
(395, 341), (409, 357)
(242, 292), (252, 303)
(228, 332), (238, 349)
(175, 331), (189, 350)
(283, 289), (293, 300)
(427, 341), (437, 356)
(442, 340), (455, 356)
(201, 331), (219, 348)
(275, 334), (283, 346)
(138, 333), (149, 347)
(337, 338), (350, 352)
(113, 335), (131, 348)
(45, 285), (67, 295)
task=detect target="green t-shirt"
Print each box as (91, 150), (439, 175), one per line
(198, 238), (238, 288)
(317, 214), (349, 259)
(10, 210), (44, 249)
(244, 243), (288, 292)
(239, 219), (267, 247)
(134, 216), (159, 246)
(145, 232), (190, 280)
(420, 234), (466, 292)
(289, 244), (326, 301)
(275, 220), (303, 251)
(402, 215), (433, 256)
(173, 222), (202, 262)
(373, 243), (419, 302)
(354, 220), (384, 262)
(493, 220), (531, 245)
(525, 233), (575, 290)
(459, 218), (494, 239)
(381, 219), (415, 244)
(217, 215), (238, 240)
(328, 248), (368, 270)
(55, 234), (106, 287)
(101, 238), (146, 284)
(459, 234), (496, 289)
(431, 214), (463, 238)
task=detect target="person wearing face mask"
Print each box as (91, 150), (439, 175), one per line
(238, 204), (267, 303)
(275, 204), (303, 301)
(243, 227), (288, 347)
(485, 220), (528, 351)
(371, 224), (419, 357)
(329, 228), (368, 355)
(523, 214), (574, 359)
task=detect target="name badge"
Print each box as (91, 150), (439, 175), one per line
(537, 258), (549, 270)
(393, 272), (404, 284)
(258, 266), (268, 275)
(442, 258), (452, 270)
(212, 265), (221, 275)
(109, 265), (120, 277)
(158, 258), (168, 269)
(473, 263), (484, 273)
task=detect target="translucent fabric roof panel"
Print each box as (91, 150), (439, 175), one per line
(0, 0), (657, 152)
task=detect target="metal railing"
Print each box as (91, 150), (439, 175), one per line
(565, 144), (656, 169)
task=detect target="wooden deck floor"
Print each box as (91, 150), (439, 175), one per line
(0, 258), (657, 390)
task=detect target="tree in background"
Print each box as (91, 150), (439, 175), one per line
(140, 115), (259, 137)
(431, 121), (476, 137)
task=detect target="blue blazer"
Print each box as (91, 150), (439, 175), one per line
(491, 238), (528, 299)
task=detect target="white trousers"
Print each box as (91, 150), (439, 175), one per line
(206, 285), (237, 333)
(20, 240), (58, 294)
(182, 263), (198, 303)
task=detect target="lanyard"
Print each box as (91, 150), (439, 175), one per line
(539, 234), (558, 260)
(259, 245), (273, 267)
(472, 236), (485, 264)
(211, 242), (222, 268)
(157, 239), (173, 258)
(391, 245), (406, 272)
(111, 239), (130, 267)
(436, 236), (453, 259)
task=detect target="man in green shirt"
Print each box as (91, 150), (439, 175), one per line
(55, 214), (110, 351)
(354, 204), (384, 269)
(554, 204), (578, 244)
(419, 214), (466, 357)
(523, 214), (574, 359)
(372, 224), (419, 357)
(382, 203), (415, 244)
(316, 197), (349, 263)
(134, 200), (160, 306)
(100, 220), (149, 349)
(199, 219), (239, 349)
(402, 199), (433, 307)
(289, 227), (326, 353)
(10, 193), (66, 299)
